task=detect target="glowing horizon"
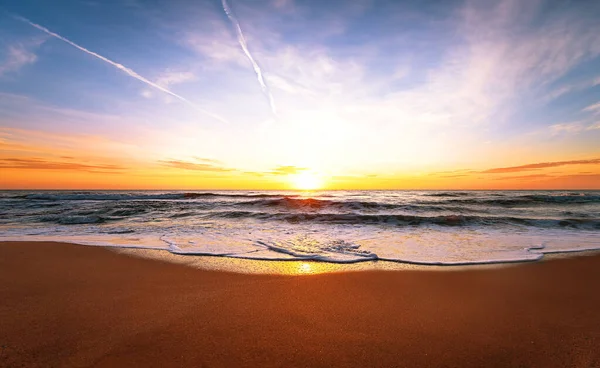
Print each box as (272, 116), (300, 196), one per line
(1, 0), (599, 190)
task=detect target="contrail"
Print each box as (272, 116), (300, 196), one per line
(221, 0), (277, 115)
(13, 14), (228, 124)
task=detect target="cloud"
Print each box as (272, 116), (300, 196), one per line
(430, 169), (475, 176)
(269, 165), (306, 175)
(583, 101), (600, 115)
(550, 121), (600, 134)
(440, 174), (469, 178)
(142, 0), (600, 159)
(13, 14), (227, 124)
(184, 31), (247, 67)
(192, 157), (223, 165)
(0, 124), (145, 164)
(482, 158), (600, 174)
(0, 157), (126, 173)
(160, 159), (233, 172)
(493, 174), (553, 181)
(543, 75), (600, 102)
(156, 69), (196, 88)
(0, 42), (40, 76)
(230, 0), (600, 171)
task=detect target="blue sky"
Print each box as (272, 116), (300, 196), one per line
(1, 0), (599, 189)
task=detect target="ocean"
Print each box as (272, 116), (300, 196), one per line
(1, 190), (599, 265)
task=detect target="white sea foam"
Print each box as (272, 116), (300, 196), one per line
(1, 228), (597, 266)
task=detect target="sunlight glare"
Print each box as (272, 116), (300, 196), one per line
(290, 172), (324, 190)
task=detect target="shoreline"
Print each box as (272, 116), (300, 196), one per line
(1, 240), (599, 367)
(2, 239), (600, 275)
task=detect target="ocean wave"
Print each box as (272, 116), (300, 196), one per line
(432, 194), (600, 206)
(521, 194), (600, 203)
(22, 193), (183, 201)
(10, 192), (600, 207)
(13, 192), (293, 201)
(423, 192), (472, 197)
(241, 195), (600, 212)
(205, 211), (600, 229)
(56, 215), (106, 225)
(183, 192), (291, 199)
(241, 197), (408, 211)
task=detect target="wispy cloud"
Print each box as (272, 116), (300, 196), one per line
(156, 69), (196, 88)
(221, 0), (277, 115)
(0, 157), (127, 173)
(0, 124), (144, 163)
(0, 42), (41, 76)
(439, 174), (469, 178)
(493, 174), (553, 181)
(192, 157), (223, 165)
(13, 14), (227, 124)
(160, 159), (233, 172)
(583, 101), (600, 115)
(482, 158), (600, 174)
(543, 75), (600, 103)
(141, 69), (197, 100)
(269, 165), (306, 175)
(550, 121), (600, 134)
(230, 0), (600, 169)
(429, 169), (475, 176)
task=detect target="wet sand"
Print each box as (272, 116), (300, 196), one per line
(0, 241), (599, 367)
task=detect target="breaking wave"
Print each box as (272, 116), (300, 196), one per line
(204, 211), (599, 229)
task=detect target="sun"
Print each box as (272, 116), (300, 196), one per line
(290, 172), (324, 190)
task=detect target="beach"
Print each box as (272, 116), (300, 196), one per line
(1, 241), (599, 367)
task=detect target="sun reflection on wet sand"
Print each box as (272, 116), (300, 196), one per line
(114, 248), (436, 275)
(298, 262), (313, 274)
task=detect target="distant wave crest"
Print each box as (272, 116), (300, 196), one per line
(17, 192), (293, 201)
(205, 211), (600, 229)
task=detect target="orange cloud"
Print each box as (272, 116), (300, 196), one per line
(493, 174), (552, 180)
(192, 157), (223, 165)
(441, 174), (469, 178)
(429, 169), (475, 176)
(0, 157), (126, 173)
(159, 159), (233, 172)
(481, 158), (600, 173)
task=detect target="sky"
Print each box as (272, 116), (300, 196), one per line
(0, 0), (599, 190)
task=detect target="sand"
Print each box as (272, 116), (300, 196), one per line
(0, 241), (599, 367)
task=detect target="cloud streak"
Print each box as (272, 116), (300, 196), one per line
(482, 158), (600, 174)
(160, 159), (233, 172)
(583, 101), (600, 115)
(269, 165), (306, 175)
(13, 14), (227, 124)
(0, 157), (126, 173)
(221, 0), (277, 115)
(550, 121), (600, 134)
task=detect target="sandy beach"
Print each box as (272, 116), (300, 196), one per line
(1, 241), (599, 367)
